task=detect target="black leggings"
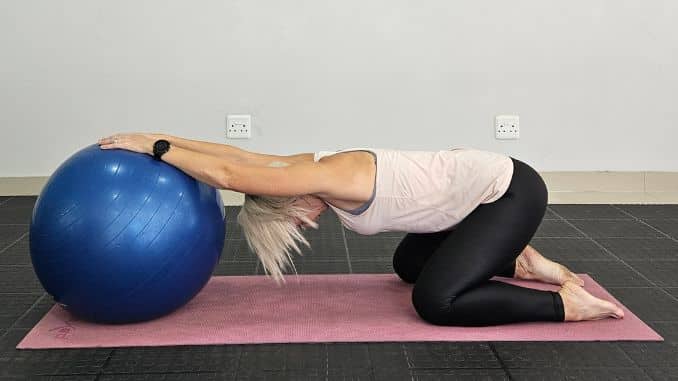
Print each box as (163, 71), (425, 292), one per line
(393, 157), (565, 326)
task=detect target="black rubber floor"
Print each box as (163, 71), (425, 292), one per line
(1, 196), (677, 380)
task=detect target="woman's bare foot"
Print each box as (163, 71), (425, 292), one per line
(514, 245), (585, 286)
(558, 280), (624, 321)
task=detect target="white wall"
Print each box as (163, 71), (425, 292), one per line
(1, 0), (676, 177)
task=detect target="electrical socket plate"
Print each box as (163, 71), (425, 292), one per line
(495, 115), (520, 140)
(226, 114), (251, 139)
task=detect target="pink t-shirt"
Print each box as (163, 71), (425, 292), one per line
(314, 147), (514, 235)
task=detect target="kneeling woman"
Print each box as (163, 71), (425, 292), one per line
(99, 133), (624, 327)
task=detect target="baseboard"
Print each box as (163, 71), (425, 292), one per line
(2, 171), (677, 205)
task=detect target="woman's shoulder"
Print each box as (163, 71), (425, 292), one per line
(314, 148), (377, 162)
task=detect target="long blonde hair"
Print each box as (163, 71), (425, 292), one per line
(236, 161), (320, 284)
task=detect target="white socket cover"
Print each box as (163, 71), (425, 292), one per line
(226, 115), (251, 139)
(495, 115), (520, 140)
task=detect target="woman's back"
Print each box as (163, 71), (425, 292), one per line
(315, 147), (514, 235)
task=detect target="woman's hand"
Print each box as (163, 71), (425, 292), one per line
(97, 133), (164, 155)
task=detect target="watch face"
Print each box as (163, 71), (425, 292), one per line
(157, 140), (169, 151)
(155, 140), (170, 153)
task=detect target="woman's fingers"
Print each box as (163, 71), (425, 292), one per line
(98, 133), (122, 149)
(98, 141), (119, 150)
(97, 133), (150, 155)
(98, 135), (122, 145)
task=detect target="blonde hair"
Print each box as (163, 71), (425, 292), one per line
(236, 161), (320, 285)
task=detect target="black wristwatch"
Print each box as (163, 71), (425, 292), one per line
(153, 139), (171, 161)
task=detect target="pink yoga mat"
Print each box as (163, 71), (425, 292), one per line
(17, 273), (662, 349)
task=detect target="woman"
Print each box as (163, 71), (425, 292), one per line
(98, 132), (624, 327)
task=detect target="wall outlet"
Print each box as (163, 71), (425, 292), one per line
(495, 115), (520, 140)
(226, 114), (251, 139)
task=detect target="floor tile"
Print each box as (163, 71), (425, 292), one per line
(0, 293), (42, 329)
(237, 368), (323, 380)
(237, 343), (324, 371)
(543, 207), (559, 220)
(0, 196), (36, 225)
(510, 368), (650, 380)
(213, 261), (258, 276)
(0, 266), (44, 293)
(303, 238), (348, 260)
(560, 261), (653, 287)
(0, 196), (37, 208)
(11, 293), (53, 329)
(325, 343), (411, 379)
(0, 329), (111, 377)
(550, 204), (634, 219)
(533, 220), (585, 238)
(224, 221), (244, 240)
(326, 343), (370, 368)
(0, 225), (28, 251)
(618, 323), (678, 367)
(221, 237), (349, 262)
(101, 374), (232, 381)
(412, 368), (509, 380)
(568, 219), (666, 238)
(642, 219), (678, 240)
(595, 238), (678, 261)
(256, 259), (349, 275)
(606, 288), (678, 322)
(366, 342), (410, 369)
(350, 260), (395, 274)
(630, 261), (678, 287)
(0, 238), (31, 265)
(641, 367), (678, 380)
(615, 204), (678, 219)
(492, 342), (634, 368)
(102, 346), (240, 374)
(530, 238), (616, 262)
(644, 321), (678, 342)
(219, 239), (253, 261)
(346, 237), (401, 259)
(403, 342), (501, 369)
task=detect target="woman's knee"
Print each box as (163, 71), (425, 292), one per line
(392, 232), (448, 284)
(411, 283), (456, 325)
(392, 250), (418, 284)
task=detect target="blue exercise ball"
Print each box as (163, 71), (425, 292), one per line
(29, 144), (225, 324)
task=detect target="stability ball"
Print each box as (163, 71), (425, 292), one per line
(29, 144), (225, 324)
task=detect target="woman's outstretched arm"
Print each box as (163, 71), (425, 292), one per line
(99, 133), (233, 189)
(225, 160), (335, 197)
(98, 133), (333, 194)
(157, 134), (314, 166)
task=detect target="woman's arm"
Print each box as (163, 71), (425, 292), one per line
(98, 133), (328, 193)
(157, 134), (314, 166)
(225, 160), (334, 197)
(99, 133), (231, 189)
(162, 150), (335, 196)
(160, 146), (231, 189)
